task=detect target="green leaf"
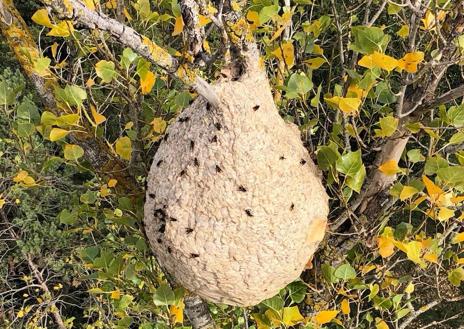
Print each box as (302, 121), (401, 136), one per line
(449, 132), (464, 145)
(95, 60), (116, 83)
(33, 57), (51, 76)
(375, 116), (399, 138)
(262, 294), (284, 313)
(121, 48), (138, 68)
(336, 150), (363, 177)
(0, 80), (17, 105)
(387, 3), (402, 15)
(259, 5), (279, 24)
(447, 105), (464, 127)
(424, 155), (448, 175)
(287, 281), (307, 304)
(349, 26), (390, 54)
(448, 268), (464, 287)
(285, 72), (313, 99)
(437, 166), (464, 187)
(311, 84), (322, 107)
(55, 85), (87, 109)
(334, 263), (356, 280)
(374, 81), (396, 104)
(80, 190), (98, 204)
(115, 136), (132, 161)
(16, 99), (40, 123)
(317, 144), (340, 170)
(134, 0), (152, 19)
(63, 144), (84, 161)
(346, 164), (366, 193)
(59, 209), (77, 225)
(407, 149), (425, 163)
(153, 283), (175, 306)
(117, 295), (134, 311)
(41, 111), (58, 126)
(321, 263), (337, 283)
(49, 128), (70, 141)
(57, 114), (80, 127)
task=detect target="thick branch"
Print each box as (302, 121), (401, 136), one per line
(42, 0), (219, 106)
(419, 84), (464, 111)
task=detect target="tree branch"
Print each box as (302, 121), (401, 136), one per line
(42, 0), (219, 106)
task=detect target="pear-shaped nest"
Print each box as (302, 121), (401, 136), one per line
(144, 66), (329, 306)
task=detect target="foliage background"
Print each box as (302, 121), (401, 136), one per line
(1, 0), (464, 328)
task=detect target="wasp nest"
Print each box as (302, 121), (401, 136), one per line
(144, 56), (329, 306)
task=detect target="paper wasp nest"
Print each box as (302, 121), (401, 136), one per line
(144, 61), (329, 306)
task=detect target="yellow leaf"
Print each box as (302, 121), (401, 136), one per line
(246, 10), (260, 31)
(17, 309), (25, 318)
(272, 41), (295, 68)
(49, 128), (70, 141)
(378, 159), (400, 175)
(90, 105), (106, 125)
(361, 264), (377, 274)
(377, 236), (395, 258)
(404, 282), (414, 294)
(105, 0), (117, 9)
(451, 195), (464, 204)
(358, 52), (399, 72)
(341, 298), (350, 315)
(339, 97), (361, 114)
(0, 197), (5, 209)
(422, 175), (444, 202)
(151, 117), (167, 134)
(264, 309), (282, 327)
(397, 25), (409, 38)
(203, 40), (211, 54)
(305, 57), (326, 69)
(326, 96), (362, 115)
(198, 15), (211, 27)
(270, 12), (292, 42)
(313, 44), (324, 55)
(108, 179), (118, 188)
(51, 42), (59, 59)
(123, 8), (133, 21)
(115, 136), (132, 161)
(100, 184), (111, 197)
(110, 290), (121, 299)
(347, 84), (365, 99)
(253, 313), (271, 329)
(375, 318), (390, 329)
(23, 176), (36, 186)
(47, 21), (74, 37)
(437, 207), (454, 221)
(405, 241), (424, 266)
(140, 71), (156, 95)
(452, 232), (464, 244)
(314, 310), (339, 325)
(172, 16), (184, 36)
(170, 303), (184, 324)
(421, 10), (446, 30)
(400, 185), (418, 201)
(423, 252), (438, 264)
(31, 9), (54, 28)
(13, 171), (29, 183)
(397, 52), (424, 73)
(282, 306), (304, 326)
